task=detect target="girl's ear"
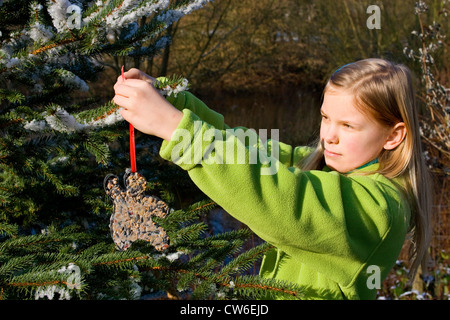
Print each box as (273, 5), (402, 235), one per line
(383, 122), (407, 150)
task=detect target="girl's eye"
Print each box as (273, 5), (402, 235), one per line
(343, 123), (353, 129)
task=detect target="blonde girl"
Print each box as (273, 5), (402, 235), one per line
(113, 58), (432, 299)
(300, 59), (433, 283)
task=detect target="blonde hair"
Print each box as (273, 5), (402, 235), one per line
(300, 58), (433, 280)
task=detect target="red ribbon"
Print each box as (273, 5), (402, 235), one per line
(122, 66), (137, 173)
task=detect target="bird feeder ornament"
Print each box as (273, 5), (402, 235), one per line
(104, 67), (188, 251)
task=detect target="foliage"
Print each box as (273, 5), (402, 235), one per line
(145, 0), (437, 93)
(403, 0), (449, 177)
(0, 0), (209, 226)
(379, 250), (450, 300)
(0, 200), (304, 300)
(0, 0), (304, 300)
(379, 0), (449, 300)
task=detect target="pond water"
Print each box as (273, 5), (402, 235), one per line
(197, 86), (323, 147)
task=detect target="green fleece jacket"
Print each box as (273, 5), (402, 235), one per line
(159, 91), (410, 300)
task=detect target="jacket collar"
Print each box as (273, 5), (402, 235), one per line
(322, 158), (379, 174)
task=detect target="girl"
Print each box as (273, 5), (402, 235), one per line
(113, 58), (432, 300)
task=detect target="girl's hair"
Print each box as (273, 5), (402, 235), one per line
(299, 58), (433, 280)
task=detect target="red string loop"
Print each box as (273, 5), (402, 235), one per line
(122, 66), (137, 173)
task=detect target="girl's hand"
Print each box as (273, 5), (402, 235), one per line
(115, 68), (154, 84)
(113, 71), (183, 141)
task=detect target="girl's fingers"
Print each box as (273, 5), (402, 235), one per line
(124, 68), (155, 83)
(113, 80), (155, 109)
(114, 79), (150, 91)
(115, 68), (155, 86)
(124, 68), (143, 80)
(112, 94), (129, 108)
(114, 69), (155, 87)
(113, 80), (143, 98)
(119, 107), (131, 121)
(116, 75), (124, 83)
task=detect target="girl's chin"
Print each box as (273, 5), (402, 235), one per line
(324, 158), (353, 173)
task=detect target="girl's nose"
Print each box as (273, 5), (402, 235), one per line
(323, 125), (339, 144)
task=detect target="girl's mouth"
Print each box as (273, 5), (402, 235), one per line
(324, 149), (341, 157)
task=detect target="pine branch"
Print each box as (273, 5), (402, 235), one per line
(36, 160), (79, 196)
(0, 88), (25, 104)
(82, 135), (110, 165)
(0, 255), (37, 278)
(0, 223), (18, 238)
(31, 35), (80, 56)
(183, 200), (217, 219)
(217, 242), (273, 278)
(226, 275), (304, 300)
(75, 101), (121, 124)
(169, 222), (209, 245)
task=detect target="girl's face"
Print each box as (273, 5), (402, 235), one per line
(319, 89), (391, 173)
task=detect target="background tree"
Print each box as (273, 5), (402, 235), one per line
(151, 0), (443, 92)
(0, 0), (307, 300)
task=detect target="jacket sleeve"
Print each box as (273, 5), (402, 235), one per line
(166, 91), (230, 130)
(159, 93), (408, 287)
(165, 91), (311, 166)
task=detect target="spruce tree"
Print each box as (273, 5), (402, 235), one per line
(0, 0), (303, 300)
